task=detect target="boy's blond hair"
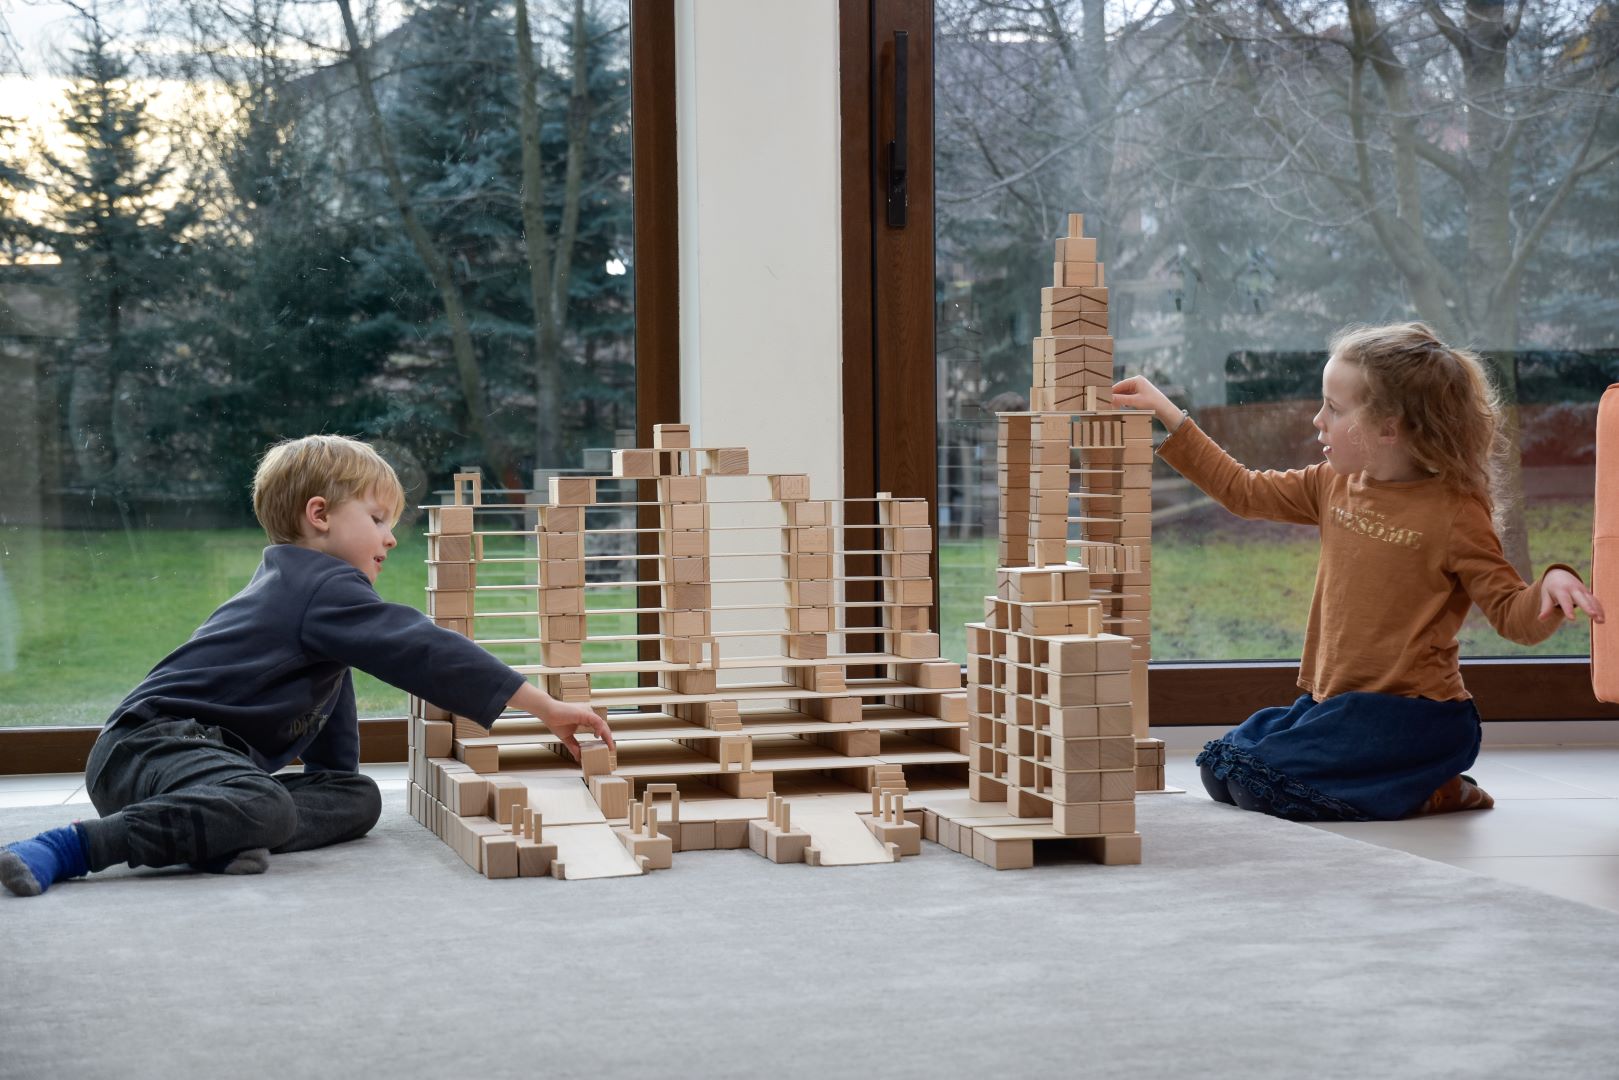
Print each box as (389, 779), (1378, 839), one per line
(252, 435), (406, 544)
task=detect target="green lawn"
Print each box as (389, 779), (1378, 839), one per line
(0, 502), (1597, 727)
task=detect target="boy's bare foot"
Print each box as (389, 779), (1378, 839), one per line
(1415, 774), (1495, 815)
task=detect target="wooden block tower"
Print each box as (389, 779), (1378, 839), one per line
(963, 212), (1163, 864)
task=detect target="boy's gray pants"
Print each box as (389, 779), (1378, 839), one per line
(81, 717), (382, 872)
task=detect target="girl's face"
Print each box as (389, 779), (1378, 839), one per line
(1313, 355), (1372, 475)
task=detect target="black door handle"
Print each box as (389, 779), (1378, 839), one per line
(886, 29), (909, 229)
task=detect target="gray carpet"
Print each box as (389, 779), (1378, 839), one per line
(3, 792), (1618, 1080)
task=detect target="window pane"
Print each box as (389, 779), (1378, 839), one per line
(0, 0), (635, 727)
(935, 2), (1617, 664)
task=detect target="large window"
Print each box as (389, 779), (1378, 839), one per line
(934, 0), (1619, 665)
(0, 0), (638, 729)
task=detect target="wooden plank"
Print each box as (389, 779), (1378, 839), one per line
(791, 805), (898, 866)
(547, 823), (645, 880)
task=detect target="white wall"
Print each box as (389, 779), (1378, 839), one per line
(675, 0), (843, 502)
(675, 0), (845, 668)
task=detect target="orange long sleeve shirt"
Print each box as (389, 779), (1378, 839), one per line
(1157, 418), (1562, 702)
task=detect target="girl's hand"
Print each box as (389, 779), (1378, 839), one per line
(1111, 376), (1185, 431)
(1539, 568), (1605, 624)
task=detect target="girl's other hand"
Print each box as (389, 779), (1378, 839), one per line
(1539, 568), (1605, 624)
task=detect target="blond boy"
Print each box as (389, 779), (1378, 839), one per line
(1, 435), (612, 896)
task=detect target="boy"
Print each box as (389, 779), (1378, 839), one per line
(0, 434), (613, 896)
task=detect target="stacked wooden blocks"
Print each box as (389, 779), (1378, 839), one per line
(961, 564), (1141, 861)
(405, 425), (970, 879)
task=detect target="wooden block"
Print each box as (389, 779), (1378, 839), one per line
(1099, 801), (1136, 833)
(770, 474), (811, 501)
(612, 448), (658, 478)
(540, 505), (584, 533)
(1055, 236), (1097, 262)
(548, 476), (597, 506)
(480, 834), (520, 879)
(516, 838), (557, 877)
(973, 832), (1034, 871)
(430, 505), (474, 534)
(442, 771), (489, 816)
(789, 527), (830, 554)
(653, 423), (691, 449)
(864, 816), (922, 857)
(667, 556), (710, 584)
(666, 530), (708, 557)
(537, 587), (583, 616)
(541, 615), (587, 641)
(1053, 801), (1101, 836)
(542, 558), (583, 588)
(539, 532), (582, 561)
(705, 448), (749, 475)
(678, 820), (717, 851)
(790, 553), (832, 580)
(485, 776), (527, 824)
(578, 742), (615, 778)
(787, 633), (829, 660)
(715, 819), (750, 849)
(426, 589), (471, 619)
(539, 641), (582, 668)
(662, 583), (712, 610)
(894, 631), (940, 659)
(788, 606), (833, 634)
(458, 743), (500, 774)
(666, 503), (708, 531)
(430, 534), (474, 562)
(790, 501), (829, 526)
(589, 775), (630, 818)
(892, 500), (929, 526)
(897, 660), (962, 689)
(428, 561), (475, 590)
(897, 527), (932, 553)
(1087, 831), (1141, 865)
(420, 719), (453, 758)
(883, 551), (931, 579)
(660, 475), (705, 503)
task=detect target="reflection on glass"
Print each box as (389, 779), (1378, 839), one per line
(0, 0), (635, 726)
(934, 1), (1618, 664)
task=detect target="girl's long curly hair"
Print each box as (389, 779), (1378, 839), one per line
(1330, 322), (1506, 527)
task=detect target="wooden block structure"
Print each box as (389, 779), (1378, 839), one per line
(963, 566), (1141, 854)
(406, 424), (970, 879)
(997, 212), (1155, 749)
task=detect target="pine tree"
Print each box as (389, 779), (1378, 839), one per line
(36, 14), (198, 489)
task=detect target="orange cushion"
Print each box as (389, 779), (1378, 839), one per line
(1593, 385), (1619, 701)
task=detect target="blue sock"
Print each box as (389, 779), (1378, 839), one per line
(0, 824), (91, 897)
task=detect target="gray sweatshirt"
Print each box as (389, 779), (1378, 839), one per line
(107, 544), (523, 773)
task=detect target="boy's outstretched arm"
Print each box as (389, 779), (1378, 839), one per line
(1539, 567), (1606, 624)
(1111, 375), (1186, 432)
(508, 681), (616, 761)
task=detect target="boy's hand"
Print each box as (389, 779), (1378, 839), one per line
(1539, 568), (1605, 624)
(542, 700), (617, 761)
(508, 681), (617, 760)
(1110, 376), (1185, 431)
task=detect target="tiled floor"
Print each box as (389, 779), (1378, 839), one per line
(1165, 746), (1619, 914)
(7, 753), (1619, 914)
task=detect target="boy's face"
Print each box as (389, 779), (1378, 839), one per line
(301, 489), (398, 582)
(1313, 355), (1370, 476)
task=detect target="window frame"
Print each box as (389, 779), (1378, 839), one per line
(0, 0), (684, 775)
(837, 1), (1619, 730)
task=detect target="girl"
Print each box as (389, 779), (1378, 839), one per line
(1112, 323), (1604, 821)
